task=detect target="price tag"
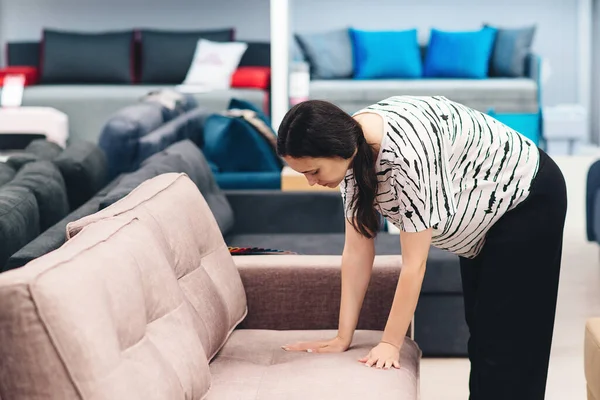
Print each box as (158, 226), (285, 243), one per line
(1, 74), (25, 107)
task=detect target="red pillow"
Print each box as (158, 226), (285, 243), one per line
(231, 66), (270, 90)
(0, 66), (39, 86)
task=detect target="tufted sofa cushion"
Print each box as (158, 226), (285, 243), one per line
(67, 173), (247, 360)
(6, 161), (70, 231)
(0, 215), (211, 399)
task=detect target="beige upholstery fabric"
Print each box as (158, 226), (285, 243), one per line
(0, 216), (210, 400)
(208, 329), (420, 400)
(234, 255), (407, 332)
(586, 318), (600, 400)
(66, 173), (248, 360)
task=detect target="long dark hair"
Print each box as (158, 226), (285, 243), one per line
(277, 100), (380, 238)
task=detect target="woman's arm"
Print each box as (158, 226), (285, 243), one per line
(337, 218), (376, 345)
(380, 228), (432, 347)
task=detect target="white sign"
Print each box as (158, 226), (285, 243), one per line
(1, 75), (25, 107)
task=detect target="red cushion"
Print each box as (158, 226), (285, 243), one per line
(231, 66), (270, 90)
(0, 66), (39, 86)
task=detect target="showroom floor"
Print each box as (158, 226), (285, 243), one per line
(420, 154), (600, 400)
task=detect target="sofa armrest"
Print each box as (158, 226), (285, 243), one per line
(586, 161), (600, 242)
(235, 254), (411, 336)
(585, 318), (600, 400)
(225, 190), (346, 234)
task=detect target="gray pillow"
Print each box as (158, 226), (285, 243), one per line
(295, 28), (354, 79)
(487, 25), (536, 77)
(41, 29), (134, 84)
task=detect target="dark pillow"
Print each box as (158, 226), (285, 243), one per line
(238, 42), (271, 67)
(41, 29), (135, 84)
(135, 106), (209, 164)
(25, 139), (63, 160)
(139, 28), (234, 84)
(54, 141), (108, 210)
(0, 186), (40, 269)
(485, 24), (536, 77)
(6, 41), (41, 67)
(0, 163), (16, 186)
(98, 102), (166, 179)
(7, 161), (69, 231)
(3, 176), (123, 272)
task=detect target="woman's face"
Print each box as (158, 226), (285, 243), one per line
(283, 156), (353, 188)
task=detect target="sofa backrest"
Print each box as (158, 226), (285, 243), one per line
(0, 186), (40, 268)
(98, 102), (166, 179)
(0, 163), (16, 186)
(0, 215), (211, 399)
(135, 106), (209, 165)
(67, 173), (247, 360)
(6, 161), (69, 231)
(0, 173), (247, 399)
(53, 141), (108, 210)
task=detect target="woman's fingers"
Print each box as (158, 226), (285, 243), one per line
(393, 360), (401, 369)
(375, 358), (386, 369)
(383, 360), (393, 370)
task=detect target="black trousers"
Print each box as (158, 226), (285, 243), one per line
(459, 148), (567, 400)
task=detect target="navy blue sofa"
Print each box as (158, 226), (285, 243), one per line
(98, 96), (282, 190)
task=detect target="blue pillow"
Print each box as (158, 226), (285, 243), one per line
(350, 28), (422, 79)
(424, 27), (497, 79)
(295, 28), (354, 79)
(203, 114), (281, 174)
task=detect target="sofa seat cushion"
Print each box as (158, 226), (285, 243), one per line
(208, 329), (420, 400)
(309, 78), (538, 114)
(225, 233), (461, 293)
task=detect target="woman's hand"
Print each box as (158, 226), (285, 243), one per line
(281, 335), (351, 353)
(358, 342), (401, 370)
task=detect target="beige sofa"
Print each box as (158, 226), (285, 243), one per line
(0, 173), (421, 399)
(586, 318), (600, 399)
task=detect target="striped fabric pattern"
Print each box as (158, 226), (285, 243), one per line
(340, 96), (540, 258)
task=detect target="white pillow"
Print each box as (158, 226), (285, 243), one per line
(182, 39), (248, 90)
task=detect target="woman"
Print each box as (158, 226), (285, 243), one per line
(276, 96), (567, 400)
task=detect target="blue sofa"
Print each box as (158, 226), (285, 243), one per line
(295, 25), (544, 146)
(98, 95), (282, 190)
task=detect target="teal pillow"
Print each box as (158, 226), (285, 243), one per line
(350, 28), (422, 79)
(485, 24), (536, 77)
(424, 27), (497, 78)
(203, 114), (281, 174)
(295, 28), (354, 79)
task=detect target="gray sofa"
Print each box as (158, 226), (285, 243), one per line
(7, 85), (265, 144)
(308, 63), (539, 115)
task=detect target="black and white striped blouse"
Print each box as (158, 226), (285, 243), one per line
(340, 96), (540, 259)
